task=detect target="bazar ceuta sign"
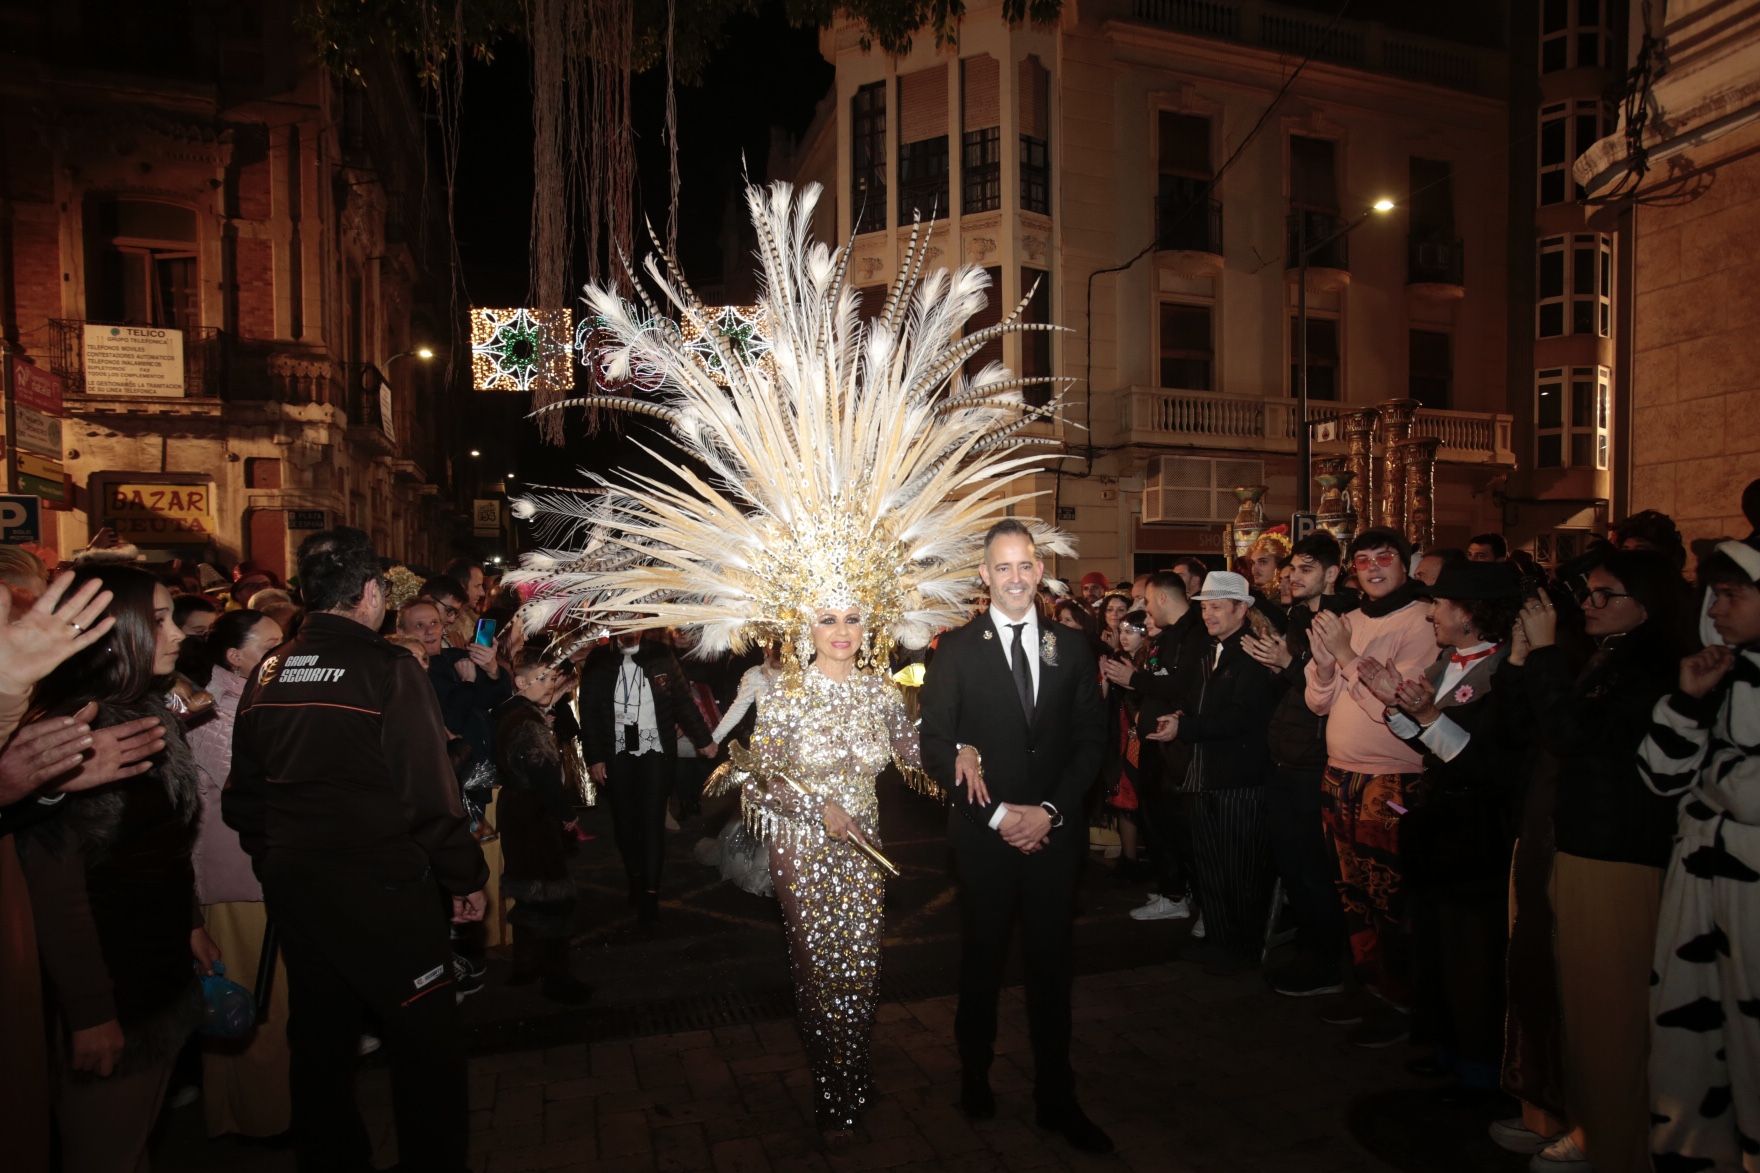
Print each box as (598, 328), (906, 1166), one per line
(105, 483), (215, 543)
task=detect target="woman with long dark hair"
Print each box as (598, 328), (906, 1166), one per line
(15, 563), (220, 1173)
(1491, 548), (1688, 1173)
(187, 608), (288, 1139)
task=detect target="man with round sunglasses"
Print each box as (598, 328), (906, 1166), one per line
(1302, 526), (1436, 1046)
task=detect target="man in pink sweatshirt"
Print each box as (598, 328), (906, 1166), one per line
(1303, 527), (1436, 1045)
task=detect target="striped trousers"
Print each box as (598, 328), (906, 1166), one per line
(1179, 786), (1274, 960)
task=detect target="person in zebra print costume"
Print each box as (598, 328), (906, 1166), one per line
(1639, 536), (1760, 1173)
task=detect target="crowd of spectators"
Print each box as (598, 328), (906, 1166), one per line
(1059, 485), (1760, 1173)
(0, 479), (1756, 1170)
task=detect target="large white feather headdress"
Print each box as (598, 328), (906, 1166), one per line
(506, 180), (1075, 661)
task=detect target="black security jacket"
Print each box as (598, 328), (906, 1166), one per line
(223, 612), (487, 895)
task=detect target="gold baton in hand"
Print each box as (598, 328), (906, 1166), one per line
(775, 772), (901, 878)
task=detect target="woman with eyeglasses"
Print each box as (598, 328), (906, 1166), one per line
(1490, 547), (1688, 1173)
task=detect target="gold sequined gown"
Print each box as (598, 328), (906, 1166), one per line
(735, 668), (925, 1131)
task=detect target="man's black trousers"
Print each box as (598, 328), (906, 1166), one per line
(951, 816), (1083, 1113)
(1266, 764), (1348, 962)
(260, 850), (467, 1173)
(605, 750), (671, 896)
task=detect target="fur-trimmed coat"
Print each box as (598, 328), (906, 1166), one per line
(15, 700), (203, 1075)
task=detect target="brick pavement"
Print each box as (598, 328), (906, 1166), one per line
(154, 959), (1529, 1173)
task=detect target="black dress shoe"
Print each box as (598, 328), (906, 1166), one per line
(1036, 1103), (1115, 1155)
(958, 1075), (995, 1120)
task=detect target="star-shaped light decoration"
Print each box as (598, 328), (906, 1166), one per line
(470, 307), (574, 391)
(679, 304), (772, 387)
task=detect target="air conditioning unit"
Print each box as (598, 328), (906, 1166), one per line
(1141, 455), (1264, 524)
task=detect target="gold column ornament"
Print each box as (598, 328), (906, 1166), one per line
(1376, 399), (1420, 532)
(1344, 409), (1377, 534)
(1397, 435), (1442, 551)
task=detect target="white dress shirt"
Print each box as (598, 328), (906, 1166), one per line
(985, 604), (1045, 830)
(987, 603), (1041, 701)
(1385, 640), (1496, 763)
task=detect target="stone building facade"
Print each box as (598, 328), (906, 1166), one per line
(1577, 0), (1760, 548)
(0, 2), (471, 575)
(779, 0), (1537, 580)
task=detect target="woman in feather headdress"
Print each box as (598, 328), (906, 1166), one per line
(507, 181), (1073, 1144)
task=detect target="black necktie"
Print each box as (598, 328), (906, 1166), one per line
(1009, 622), (1034, 720)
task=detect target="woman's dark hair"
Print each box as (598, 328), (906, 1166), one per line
(188, 609), (274, 688)
(1349, 526), (1414, 564)
(1613, 509), (1686, 569)
(1456, 596), (1524, 644)
(173, 594), (218, 629)
(1052, 597), (1097, 641)
(1601, 546), (1693, 665)
(1120, 609), (1149, 632)
(1097, 590), (1132, 625)
(297, 527), (381, 613)
(34, 564), (167, 712)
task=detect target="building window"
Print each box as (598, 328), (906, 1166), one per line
(1541, 0), (1610, 73)
(83, 198), (200, 331)
(1289, 315), (1340, 401)
(961, 55), (1001, 214)
(1535, 366), (1609, 470)
(1289, 135), (1345, 268)
(1021, 268), (1052, 405)
(962, 127), (1001, 213)
(1539, 99), (1610, 205)
(1158, 303), (1214, 391)
(856, 283), (887, 326)
(1157, 112), (1218, 253)
(851, 82), (886, 235)
(1537, 233), (1611, 339)
(898, 136), (950, 221)
(1020, 136), (1050, 215)
(1020, 56), (1050, 216)
(1409, 329), (1451, 409)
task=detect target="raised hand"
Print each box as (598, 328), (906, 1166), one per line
(1519, 589), (1557, 649)
(0, 572), (116, 698)
(1679, 645), (1736, 699)
(1508, 615), (1532, 666)
(1311, 610), (1355, 669)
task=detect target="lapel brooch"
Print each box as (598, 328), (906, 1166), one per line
(1040, 631), (1059, 667)
(1453, 683), (1475, 704)
(982, 629), (994, 640)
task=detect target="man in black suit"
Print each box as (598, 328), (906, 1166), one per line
(580, 632), (718, 922)
(919, 520), (1111, 1154)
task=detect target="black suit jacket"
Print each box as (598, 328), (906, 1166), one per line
(579, 640), (714, 767)
(1176, 630), (1279, 790)
(920, 615), (1105, 831)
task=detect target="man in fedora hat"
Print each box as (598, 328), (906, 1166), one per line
(1147, 570), (1280, 972)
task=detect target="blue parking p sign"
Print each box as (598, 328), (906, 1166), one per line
(0, 495), (42, 545)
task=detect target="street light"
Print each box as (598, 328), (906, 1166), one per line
(416, 346), (435, 360)
(468, 449), (481, 458)
(1295, 197), (1396, 512)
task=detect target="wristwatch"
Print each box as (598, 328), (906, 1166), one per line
(1040, 801), (1064, 828)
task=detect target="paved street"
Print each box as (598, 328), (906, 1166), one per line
(153, 783), (1535, 1172)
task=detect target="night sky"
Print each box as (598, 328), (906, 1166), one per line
(444, 4), (830, 512)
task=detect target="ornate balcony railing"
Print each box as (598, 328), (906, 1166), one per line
(1118, 387), (1514, 464)
(48, 319), (222, 398)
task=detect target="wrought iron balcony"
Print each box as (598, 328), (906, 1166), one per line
(48, 319), (222, 399)
(1408, 235), (1465, 289)
(1287, 211), (1350, 272)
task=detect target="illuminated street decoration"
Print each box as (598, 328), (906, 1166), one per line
(470, 307), (573, 391)
(679, 304), (771, 386)
(575, 312), (667, 393)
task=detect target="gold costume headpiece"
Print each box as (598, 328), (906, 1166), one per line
(506, 182), (1075, 662)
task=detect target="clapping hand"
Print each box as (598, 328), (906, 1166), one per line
(0, 705), (165, 805)
(1242, 631), (1292, 671)
(1099, 657), (1135, 689)
(1679, 645), (1735, 699)
(1309, 610), (1355, 671)
(0, 573), (116, 699)
(1395, 678), (1441, 726)
(1146, 712), (1179, 742)
(1358, 657), (1402, 706)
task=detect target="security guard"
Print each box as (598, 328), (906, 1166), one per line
(224, 528), (486, 1173)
